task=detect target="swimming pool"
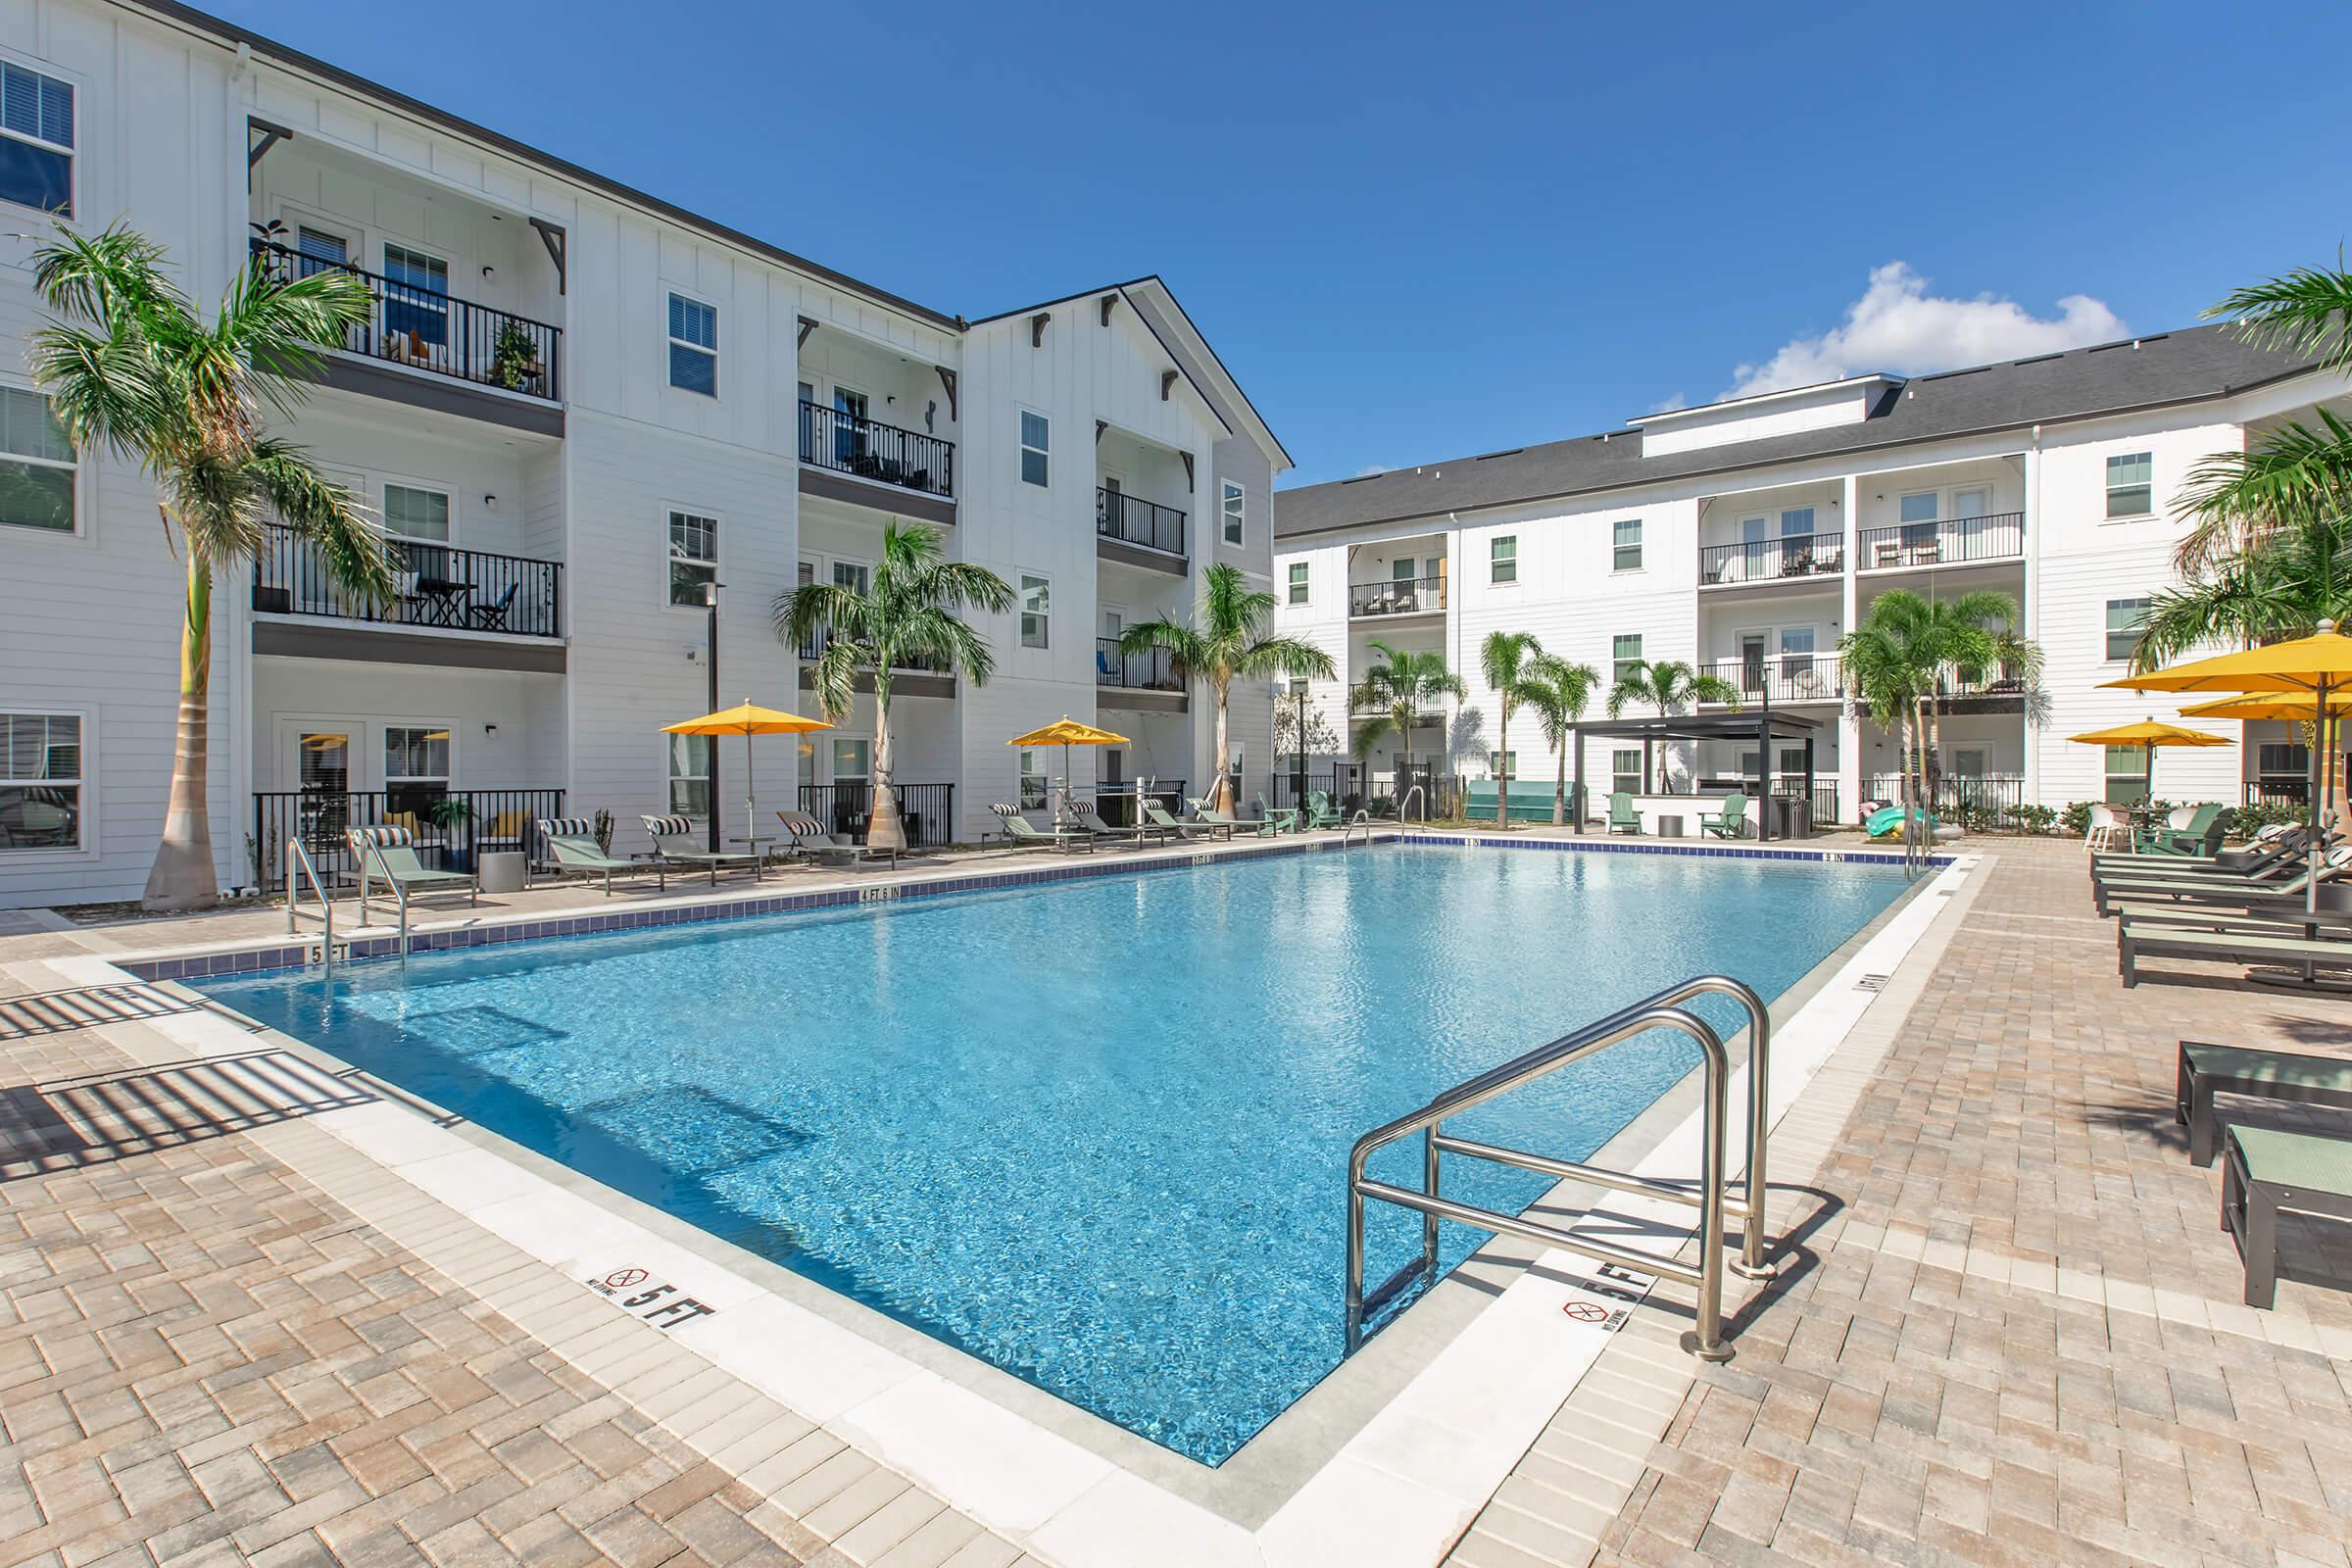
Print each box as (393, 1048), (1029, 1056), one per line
(199, 844), (1910, 1464)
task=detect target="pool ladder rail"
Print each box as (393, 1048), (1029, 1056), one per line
(1342, 808), (1374, 849)
(284, 837), (341, 972)
(1345, 973), (1775, 1362)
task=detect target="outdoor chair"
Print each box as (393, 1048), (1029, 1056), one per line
(1189, 797), (1251, 835)
(1304, 791), (1347, 830)
(992, 803), (1089, 853)
(1607, 792), (1642, 835)
(1699, 791), (1749, 841)
(2177, 1040), (2352, 1168)
(2091, 845), (2351, 917)
(347, 825), (476, 916)
(2082, 802), (2127, 855)
(1146, 803), (1225, 842)
(536, 816), (663, 896)
(1254, 794), (1300, 836)
(1068, 805), (1145, 847)
(2118, 916), (2352, 988)
(2222, 1125), (2352, 1308)
(467, 582), (519, 631)
(641, 815), (761, 883)
(777, 809), (897, 869)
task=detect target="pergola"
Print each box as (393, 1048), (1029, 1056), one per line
(1570, 710), (1822, 842)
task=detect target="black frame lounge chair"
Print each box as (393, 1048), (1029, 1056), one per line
(2119, 920), (2352, 987)
(1146, 802), (1225, 842)
(1067, 805), (1145, 847)
(2178, 1040), (2352, 1167)
(991, 803), (1088, 853)
(642, 815), (761, 883)
(2222, 1125), (2352, 1307)
(537, 816), (664, 896)
(776, 809), (898, 869)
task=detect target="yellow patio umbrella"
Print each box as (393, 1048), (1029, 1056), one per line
(662, 699), (833, 848)
(2105, 619), (2352, 919)
(2065, 717), (2230, 817)
(2180, 691), (2352, 821)
(1005, 716), (1130, 823)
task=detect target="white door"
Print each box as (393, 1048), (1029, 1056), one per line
(1100, 609), (1123, 684)
(1953, 486), (1990, 556)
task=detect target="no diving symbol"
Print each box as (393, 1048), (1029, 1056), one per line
(601, 1267), (649, 1290)
(1563, 1300), (1610, 1324)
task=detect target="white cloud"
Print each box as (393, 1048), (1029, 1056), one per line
(1646, 393), (1687, 415)
(1353, 464), (1389, 477)
(1726, 263), (2126, 399)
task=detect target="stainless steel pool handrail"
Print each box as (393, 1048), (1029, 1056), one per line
(1397, 783), (1426, 828)
(1343, 808), (1372, 848)
(354, 837), (411, 968)
(1345, 973), (1776, 1361)
(284, 838), (333, 974)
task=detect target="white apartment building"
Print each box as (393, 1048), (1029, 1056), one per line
(0, 0), (1286, 907)
(1273, 327), (2343, 825)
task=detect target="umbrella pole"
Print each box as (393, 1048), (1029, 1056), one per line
(746, 730), (757, 855)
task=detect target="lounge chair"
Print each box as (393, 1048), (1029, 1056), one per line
(1254, 794), (1299, 836)
(2222, 1125), (2352, 1307)
(536, 816), (663, 896)
(992, 803), (1089, 853)
(2119, 918), (2352, 988)
(1698, 792), (1749, 841)
(1189, 797), (1251, 835)
(1147, 803), (1225, 842)
(1303, 791), (1347, 830)
(2095, 824), (2308, 881)
(2177, 1040), (2352, 1168)
(1607, 792), (1642, 835)
(1068, 805), (1145, 846)
(347, 825), (476, 915)
(777, 809), (898, 869)
(2137, 804), (2232, 858)
(641, 814), (761, 883)
(2092, 846), (2351, 917)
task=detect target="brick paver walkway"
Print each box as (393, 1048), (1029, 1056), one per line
(1569, 840), (2352, 1567)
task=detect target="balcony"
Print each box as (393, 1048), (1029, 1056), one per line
(1096, 640), (1185, 693)
(250, 239), (562, 407)
(253, 525), (562, 644)
(796, 626), (954, 697)
(1097, 489), (1187, 559)
(1699, 531), (1845, 587)
(797, 400), (955, 500)
(1697, 655), (1845, 707)
(1350, 574), (1446, 617)
(1856, 511), (2024, 571)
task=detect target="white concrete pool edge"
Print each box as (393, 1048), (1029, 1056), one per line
(28, 850), (1983, 1568)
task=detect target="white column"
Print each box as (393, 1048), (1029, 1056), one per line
(1837, 473), (1864, 820)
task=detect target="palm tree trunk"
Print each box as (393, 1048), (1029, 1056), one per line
(1552, 740), (1567, 826)
(1495, 695), (1512, 828)
(866, 679), (906, 853)
(1210, 677), (1234, 815)
(144, 558), (220, 912)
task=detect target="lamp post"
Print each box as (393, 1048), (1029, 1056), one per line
(705, 579), (722, 852)
(1292, 678), (1308, 813)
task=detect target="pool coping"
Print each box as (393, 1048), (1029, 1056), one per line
(54, 837), (1981, 1567)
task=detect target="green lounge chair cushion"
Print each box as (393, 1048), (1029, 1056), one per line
(2232, 1125), (2352, 1194)
(2185, 1042), (2352, 1095)
(2122, 924), (2352, 961)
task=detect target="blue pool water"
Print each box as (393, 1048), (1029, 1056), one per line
(199, 845), (1908, 1464)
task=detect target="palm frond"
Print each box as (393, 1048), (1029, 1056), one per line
(246, 440), (392, 603)
(808, 637), (865, 720)
(2207, 262), (2352, 373)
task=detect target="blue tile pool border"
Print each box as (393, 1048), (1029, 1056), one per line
(118, 831), (1953, 983)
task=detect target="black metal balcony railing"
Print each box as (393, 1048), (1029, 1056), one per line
(1856, 511), (2025, 570)
(797, 400), (955, 499)
(1068, 782), (1188, 828)
(795, 625), (945, 674)
(2247, 778), (2310, 807)
(1350, 574), (1446, 616)
(253, 787), (565, 889)
(250, 239), (562, 403)
(253, 525), (563, 638)
(1097, 488), (1187, 556)
(799, 783), (955, 848)
(1096, 639), (1184, 692)
(1699, 531), (1845, 586)
(1697, 655), (1845, 705)
(1866, 773), (2026, 819)
(1932, 664), (2031, 703)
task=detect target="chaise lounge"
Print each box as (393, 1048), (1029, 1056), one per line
(536, 816), (664, 896)
(2119, 917), (2352, 987)
(992, 803), (1090, 853)
(777, 809), (898, 869)
(2177, 1039), (2352, 1167)
(347, 825), (477, 915)
(2223, 1124), (2352, 1307)
(642, 815), (762, 883)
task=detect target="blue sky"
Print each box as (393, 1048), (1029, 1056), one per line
(211, 0), (2352, 486)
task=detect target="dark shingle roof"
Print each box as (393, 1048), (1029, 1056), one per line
(1273, 324), (2321, 540)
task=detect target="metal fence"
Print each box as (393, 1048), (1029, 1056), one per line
(1855, 511), (2026, 570)
(252, 238), (561, 401)
(253, 525), (564, 638)
(798, 783), (956, 848)
(797, 400), (955, 498)
(1698, 530), (1845, 586)
(1864, 772), (2026, 820)
(1694, 655), (1846, 706)
(1096, 488), (1187, 556)
(1349, 574), (1446, 617)
(1095, 640), (1184, 691)
(252, 787), (565, 890)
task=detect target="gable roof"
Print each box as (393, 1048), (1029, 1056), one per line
(1274, 323), (2324, 540)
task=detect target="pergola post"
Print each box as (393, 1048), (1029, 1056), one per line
(1756, 708), (1773, 843)
(1572, 727), (1586, 837)
(1804, 735), (1817, 833)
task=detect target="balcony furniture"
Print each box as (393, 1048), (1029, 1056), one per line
(2223, 1124), (2352, 1308)
(250, 240), (562, 403)
(467, 583), (519, 631)
(410, 575), (471, 627)
(642, 815), (761, 883)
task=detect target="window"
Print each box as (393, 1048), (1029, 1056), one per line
(830, 737), (870, 781)
(0, 386), (74, 533)
(668, 294), (717, 396)
(1612, 518), (1642, 572)
(0, 63), (73, 216)
(1020, 574), (1051, 649)
(2106, 452), (2153, 518)
(2104, 744), (2149, 807)
(1019, 411), (1050, 487)
(1780, 507), (1815, 539)
(1288, 562), (1309, 605)
(381, 245), (449, 348)
(0, 712), (79, 850)
(1491, 535), (1517, 584)
(294, 226), (348, 278)
(1612, 634), (1643, 687)
(1017, 750), (1049, 809)
(667, 733), (710, 819)
(2104, 597), (2151, 662)
(1611, 749), (1642, 798)
(382, 484), (450, 544)
(1489, 751), (1517, 776)
(667, 511), (717, 607)
(1392, 557), (1416, 583)
(1222, 481), (1246, 546)
(382, 725), (450, 819)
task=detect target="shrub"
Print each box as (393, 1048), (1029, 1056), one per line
(2060, 801), (2094, 838)
(2234, 797), (2312, 834)
(2008, 804), (2058, 836)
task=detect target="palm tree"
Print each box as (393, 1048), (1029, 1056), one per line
(2136, 511), (2352, 669)
(778, 520), (1011, 852)
(1519, 654), (1599, 825)
(28, 223), (388, 911)
(1118, 563), (1333, 815)
(1838, 588), (2031, 810)
(1604, 658), (1739, 792)
(1351, 641), (1467, 801)
(1478, 630), (1544, 825)
(1913, 588), (2029, 780)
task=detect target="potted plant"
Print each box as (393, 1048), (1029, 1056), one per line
(489, 319), (542, 393)
(426, 795), (475, 870)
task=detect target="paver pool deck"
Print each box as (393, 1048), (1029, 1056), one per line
(2, 834), (2348, 1567)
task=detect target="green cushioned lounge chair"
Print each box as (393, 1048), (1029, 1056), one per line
(536, 816), (663, 896)
(2118, 918), (2352, 988)
(642, 815), (761, 884)
(347, 825), (476, 915)
(2223, 1125), (2352, 1307)
(2177, 1040), (2352, 1168)
(992, 803), (1089, 853)
(1147, 803), (1225, 842)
